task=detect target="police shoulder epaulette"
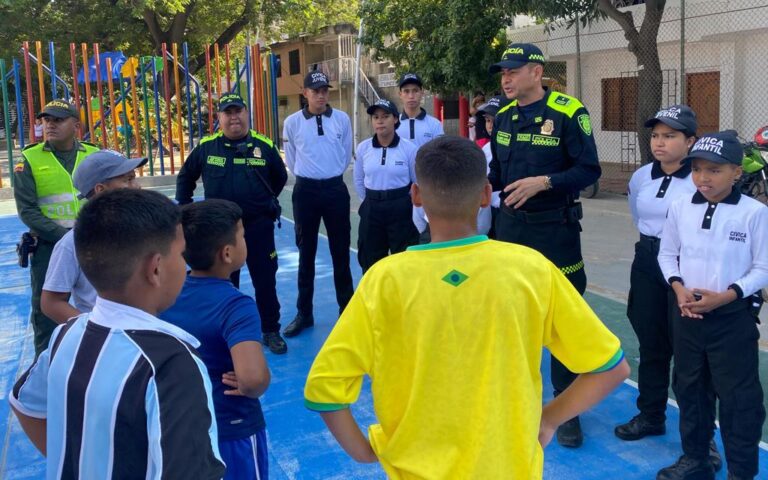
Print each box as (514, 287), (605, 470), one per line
(497, 100), (518, 116)
(80, 141), (98, 148)
(199, 131), (223, 145)
(546, 92), (584, 118)
(250, 130), (274, 148)
(21, 142), (41, 151)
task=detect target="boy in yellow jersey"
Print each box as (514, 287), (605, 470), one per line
(304, 136), (630, 479)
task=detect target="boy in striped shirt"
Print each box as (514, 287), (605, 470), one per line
(10, 189), (225, 480)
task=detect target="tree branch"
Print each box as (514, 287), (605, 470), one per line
(596, 0), (640, 52)
(143, 10), (164, 46)
(189, 0), (257, 74)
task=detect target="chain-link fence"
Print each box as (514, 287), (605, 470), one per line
(506, 0), (768, 193)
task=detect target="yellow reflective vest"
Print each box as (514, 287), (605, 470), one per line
(23, 142), (100, 228)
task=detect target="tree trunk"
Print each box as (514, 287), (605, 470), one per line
(596, 0), (666, 164)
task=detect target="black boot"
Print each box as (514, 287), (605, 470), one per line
(262, 332), (288, 354)
(615, 415), (665, 441)
(656, 455), (714, 480)
(556, 416), (583, 448)
(283, 313), (314, 338)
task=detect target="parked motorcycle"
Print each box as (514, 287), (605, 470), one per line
(739, 125), (768, 202)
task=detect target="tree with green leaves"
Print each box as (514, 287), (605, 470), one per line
(0, 0), (357, 75)
(361, 0), (668, 163)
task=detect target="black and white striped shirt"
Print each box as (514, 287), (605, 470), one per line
(10, 297), (225, 480)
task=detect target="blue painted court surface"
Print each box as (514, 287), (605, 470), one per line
(0, 212), (766, 479)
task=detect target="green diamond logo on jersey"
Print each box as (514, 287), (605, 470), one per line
(442, 269), (469, 287)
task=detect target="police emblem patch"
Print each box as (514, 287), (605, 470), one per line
(541, 119), (554, 135)
(253, 147), (261, 157)
(578, 114), (592, 136)
(13, 162), (24, 173)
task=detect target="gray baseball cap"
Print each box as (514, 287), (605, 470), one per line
(74, 150), (148, 199)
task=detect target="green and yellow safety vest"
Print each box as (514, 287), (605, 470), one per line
(23, 143), (100, 228)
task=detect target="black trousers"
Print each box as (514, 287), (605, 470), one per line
(673, 304), (765, 477)
(230, 216), (280, 333)
(496, 208), (586, 395)
(357, 189), (419, 273)
(292, 176), (354, 316)
(627, 236), (716, 425)
(30, 238), (57, 356)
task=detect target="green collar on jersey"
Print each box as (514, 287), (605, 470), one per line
(407, 235), (488, 251)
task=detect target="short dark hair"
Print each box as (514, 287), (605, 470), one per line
(415, 136), (488, 218)
(75, 189), (181, 292)
(181, 199), (243, 270)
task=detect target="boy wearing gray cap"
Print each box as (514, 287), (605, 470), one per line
(41, 150), (146, 324)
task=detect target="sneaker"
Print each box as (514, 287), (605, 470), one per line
(615, 415), (665, 441)
(656, 455), (714, 480)
(283, 313), (314, 338)
(263, 332), (287, 355)
(556, 416), (583, 448)
(709, 440), (722, 473)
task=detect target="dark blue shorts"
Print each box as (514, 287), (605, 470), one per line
(219, 429), (269, 480)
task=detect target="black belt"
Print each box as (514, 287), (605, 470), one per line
(639, 234), (661, 246)
(295, 175), (344, 187)
(501, 203), (582, 224)
(365, 185), (411, 200)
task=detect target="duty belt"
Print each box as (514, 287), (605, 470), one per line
(501, 202), (583, 224)
(639, 234), (661, 246)
(295, 175), (344, 187)
(365, 185), (411, 201)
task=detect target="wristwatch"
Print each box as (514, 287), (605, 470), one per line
(543, 176), (553, 190)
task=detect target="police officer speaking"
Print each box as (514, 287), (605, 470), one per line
(176, 93), (289, 354)
(488, 43), (601, 448)
(13, 99), (99, 356)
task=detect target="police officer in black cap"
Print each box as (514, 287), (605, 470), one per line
(13, 99), (99, 356)
(176, 93), (288, 354)
(488, 43), (601, 448)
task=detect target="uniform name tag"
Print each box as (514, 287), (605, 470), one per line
(233, 158), (246, 165)
(497, 131), (512, 146)
(517, 133), (531, 142)
(247, 158), (266, 167)
(207, 156), (226, 167)
(531, 135), (561, 147)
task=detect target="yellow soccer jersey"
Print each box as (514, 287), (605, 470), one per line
(305, 235), (622, 479)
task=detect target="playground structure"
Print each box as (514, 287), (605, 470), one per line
(0, 41), (281, 188)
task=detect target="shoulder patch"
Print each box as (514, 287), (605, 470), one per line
(497, 100), (518, 116)
(199, 131), (223, 145)
(250, 130), (274, 148)
(13, 162), (24, 173)
(546, 92), (584, 118)
(578, 114), (593, 136)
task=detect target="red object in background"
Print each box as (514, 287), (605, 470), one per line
(754, 125), (768, 147)
(433, 96), (444, 122)
(459, 94), (469, 137)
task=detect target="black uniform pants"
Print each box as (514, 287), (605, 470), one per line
(672, 304), (764, 477)
(230, 216), (281, 333)
(292, 176), (354, 316)
(627, 236), (716, 425)
(357, 188), (419, 273)
(30, 238), (57, 357)
(496, 208), (586, 395)
(627, 237), (676, 423)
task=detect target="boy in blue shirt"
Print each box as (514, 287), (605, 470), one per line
(161, 199), (271, 479)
